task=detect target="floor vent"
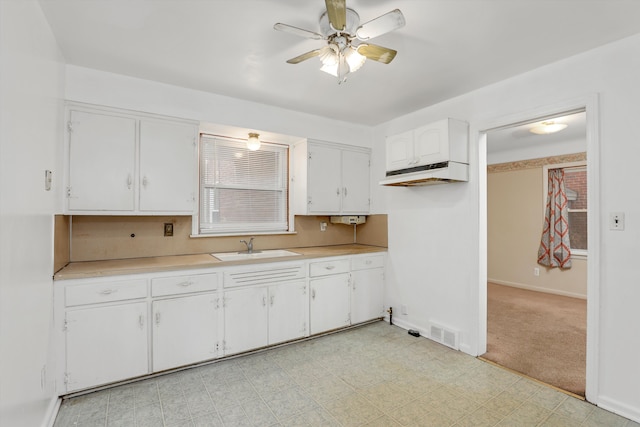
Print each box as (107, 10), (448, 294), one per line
(428, 322), (459, 350)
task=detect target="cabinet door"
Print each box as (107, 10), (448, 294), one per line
(68, 110), (136, 211)
(307, 144), (342, 214)
(65, 302), (147, 391)
(223, 287), (268, 355)
(414, 121), (449, 166)
(309, 274), (351, 335)
(268, 281), (307, 345)
(152, 293), (219, 372)
(351, 268), (385, 324)
(385, 130), (414, 172)
(139, 119), (196, 212)
(341, 150), (370, 214)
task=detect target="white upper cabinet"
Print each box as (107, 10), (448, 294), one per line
(386, 118), (468, 172)
(341, 149), (371, 214)
(139, 119), (197, 212)
(67, 110), (137, 211)
(65, 103), (198, 215)
(293, 140), (371, 215)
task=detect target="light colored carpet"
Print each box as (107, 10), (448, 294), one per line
(481, 283), (587, 396)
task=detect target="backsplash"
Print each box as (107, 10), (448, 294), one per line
(56, 214), (387, 264)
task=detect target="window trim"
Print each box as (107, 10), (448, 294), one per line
(542, 161), (588, 258)
(191, 133), (294, 237)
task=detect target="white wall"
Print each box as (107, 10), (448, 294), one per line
(372, 34), (640, 421)
(64, 65), (373, 150)
(0, 1), (65, 426)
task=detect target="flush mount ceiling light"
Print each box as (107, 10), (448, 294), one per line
(274, 0), (405, 84)
(529, 121), (568, 135)
(246, 133), (261, 151)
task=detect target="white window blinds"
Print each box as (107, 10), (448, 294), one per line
(199, 135), (289, 234)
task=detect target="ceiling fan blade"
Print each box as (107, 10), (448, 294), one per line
(325, 0), (347, 31)
(356, 9), (406, 40)
(273, 23), (324, 40)
(286, 49), (322, 64)
(356, 44), (398, 64)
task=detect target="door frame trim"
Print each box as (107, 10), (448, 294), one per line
(474, 94), (600, 403)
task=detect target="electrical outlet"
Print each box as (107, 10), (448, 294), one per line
(534, 267), (540, 276)
(320, 222), (327, 232)
(164, 223), (174, 237)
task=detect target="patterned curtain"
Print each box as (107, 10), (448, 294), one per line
(538, 169), (572, 268)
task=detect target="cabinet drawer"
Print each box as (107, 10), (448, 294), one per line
(66, 279), (147, 307)
(309, 259), (350, 277)
(351, 255), (385, 271)
(152, 273), (218, 297)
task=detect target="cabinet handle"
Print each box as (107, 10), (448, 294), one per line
(177, 280), (193, 287)
(155, 312), (161, 325)
(343, 187), (348, 197)
(325, 265), (335, 270)
(99, 289), (116, 295)
(127, 174), (132, 189)
(336, 187), (340, 195)
(262, 296), (267, 307)
(142, 176), (148, 188)
(311, 289), (316, 300)
(270, 295), (274, 306)
(138, 315), (144, 329)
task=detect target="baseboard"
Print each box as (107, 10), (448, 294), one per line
(384, 316), (474, 356)
(488, 278), (587, 300)
(596, 395), (640, 424)
(43, 396), (61, 427)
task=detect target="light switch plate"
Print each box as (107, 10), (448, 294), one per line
(610, 212), (625, 230)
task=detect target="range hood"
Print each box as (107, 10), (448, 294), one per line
(380, 161), (468, 186)
(379, 118), (469, 187)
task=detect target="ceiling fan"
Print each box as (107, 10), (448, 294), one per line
(274, 0), (405, 83)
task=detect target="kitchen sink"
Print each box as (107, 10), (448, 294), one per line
(211, 249), (301, 262)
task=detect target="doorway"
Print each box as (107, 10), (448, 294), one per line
(476, 97), (600, 403)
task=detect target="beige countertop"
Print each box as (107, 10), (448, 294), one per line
(54, 244), (387, 280)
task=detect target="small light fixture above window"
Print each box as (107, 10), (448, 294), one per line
(246, 132), (261, 151)
(529, 121), (568, 135)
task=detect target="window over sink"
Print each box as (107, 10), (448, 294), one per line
(198, 134), (290, 235)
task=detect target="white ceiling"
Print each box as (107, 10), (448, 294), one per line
(39, 0), (640, 126)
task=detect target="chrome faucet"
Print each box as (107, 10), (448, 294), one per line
(240, 237), (255, 254)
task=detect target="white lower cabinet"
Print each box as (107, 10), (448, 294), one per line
(65, 302), (148, 391)
(223, 280), (308, 356)
(268, 281), (308, 345)
(351, 254), (385, 324)
(351, 268), (385, 324)
(309, 258), (352, 335)
(310, 274), (351, 334)
(223, 286), (269, 355)
(56, 252), (385, 394)
(152, 293), (219, 372)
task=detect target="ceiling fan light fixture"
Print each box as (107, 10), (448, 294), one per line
(246, 132), (261, 151)
(529, 121), (568, 135)
(320, 62), (338, 77)
(344, 47), (366, 72)
(319, 44), (339, 66)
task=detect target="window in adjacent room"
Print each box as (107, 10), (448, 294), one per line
(543, 162), (588, 257)
(199, 134), (289, 235)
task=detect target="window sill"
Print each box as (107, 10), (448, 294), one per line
(571, 251), (588, 261)
(190, 231), (298, 238)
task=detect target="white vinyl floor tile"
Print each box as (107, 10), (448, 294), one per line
(53, 321), (640, 427)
